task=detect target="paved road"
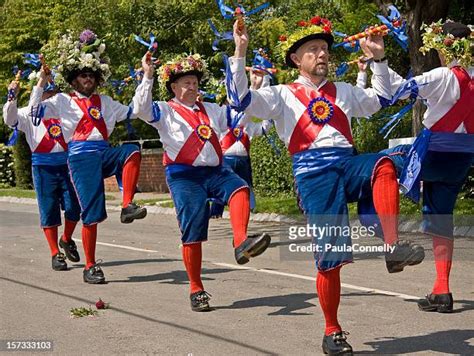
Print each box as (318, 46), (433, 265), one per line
(1, 202), (473, 355)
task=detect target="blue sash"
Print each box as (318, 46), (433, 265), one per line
(400, 129), (474, 202)
(292, 147), (354, 176)
(68, 140), (110, 155)
(31, 151), (68, 166)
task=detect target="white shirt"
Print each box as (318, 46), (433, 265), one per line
(356, 72), (367, 89)
(381, 64), (474, 133)
(221, 118), (273, 156)
(227, 57), (392, 149)
(2, 100), (65, 153)
(27, 86), (144, 142)
(137, 77), (229, 166)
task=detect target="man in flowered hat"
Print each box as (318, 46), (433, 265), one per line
(3, 76), (81, 271)
(29, 30), (148, 284)
(229, 16), (425, 354)
(362, 20), (473, 314)
(137, 53), (271, 312)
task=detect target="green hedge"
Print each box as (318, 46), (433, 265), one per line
(0, 144), (15, 188)
(12, 133), (32, 189)
(250, 127), (294, 197)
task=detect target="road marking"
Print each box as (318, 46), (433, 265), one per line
(79, 239), (420, 301)
(213, 262), (419, 300)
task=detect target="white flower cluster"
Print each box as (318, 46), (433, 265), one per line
(53, 33), (111, 86)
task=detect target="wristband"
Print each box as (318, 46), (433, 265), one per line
(373, 56), (387, 63)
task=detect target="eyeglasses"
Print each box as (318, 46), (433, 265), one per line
(78, 73), (96, 79)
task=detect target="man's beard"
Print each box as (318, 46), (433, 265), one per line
(73, 81), (97, 97)
(311, 65), (328, 77)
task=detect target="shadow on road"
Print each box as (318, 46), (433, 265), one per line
(100, 258), (180, 267)
(215, 292), (316, 316)
(359, 329), (474, 354)
(110, 267), (237, 284)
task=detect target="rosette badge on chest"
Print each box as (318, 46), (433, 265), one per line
(48, 124), (63, 139)
(88, 106), (103, 121)
(308, 97), (334, 124)
(196, 124), (213, 141)
(232, 127), (243, 140)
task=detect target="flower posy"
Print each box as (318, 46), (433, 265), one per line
(158, 53), (209, 87)
(276, 16), (333, 66)
(420, 20), (473, 68)
(46, 29), (112, 88)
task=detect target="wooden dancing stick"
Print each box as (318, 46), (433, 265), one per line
(343, 25), (392, 44)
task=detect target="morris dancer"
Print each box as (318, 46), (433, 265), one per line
(28, 30), (148, 284)
(228, 17), (425, 354)
(3, 81), (80, 271)
(363, 20), (473, 313)
(210, 69), (273, 218)
(137, 53), (271, 312)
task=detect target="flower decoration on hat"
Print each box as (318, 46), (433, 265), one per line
(420, 20), (473, 68)
(158, 54), (209, 98)
(43, 30), (112, 89)
(276, 16), (334, 68)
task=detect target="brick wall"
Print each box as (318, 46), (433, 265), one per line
(104, 149), (168, 193)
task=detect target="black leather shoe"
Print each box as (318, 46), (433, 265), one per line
(83, 263), (106, 284)
(52, 253), (68, 271)
(385, 240), (425, 273)
(234, 233), (271, 265)
(120, 203), (147, 224)
(190, 291), (211, 312)
(59, 238), (80, 262)
(418, 293), (453, 313)
(322, 331), (353, 355)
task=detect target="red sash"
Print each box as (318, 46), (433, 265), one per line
(430, 66), (474, 133)
(163, 101), (223, 166)
(286, 82), (353, 155)
(34, 118), (68, 153)
(70, 93), (109, 141)
(220, 126), (251, 154)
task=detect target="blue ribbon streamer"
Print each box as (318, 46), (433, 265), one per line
(226, 106), (245, 130)
(224, 53), (242, 108)
(207, 19), (233, 51)
(333, 31), (361, 52)
(335, 62), (349, 77)
(23, 53), (42, 69)
(376, 5), (408, 51)
(379, 79), (421, 138)
(216, 0), (269, 19)
(134, 33), (157, 52)
(30, 104), (45, 127)
(245, 2), (270, 16)
(148, 101), (161, 123)
(7, 124), (19, 146)
(216, 0), (235, 19)
(262, 121), (281, 156)
(124, 105), (137, 139)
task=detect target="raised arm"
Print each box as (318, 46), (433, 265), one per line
(131, 53), (159, 124)
(3, 81), (20, 127)
(228, 20), (283, 120)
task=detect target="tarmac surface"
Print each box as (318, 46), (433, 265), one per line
(1, 200), (473, 355)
